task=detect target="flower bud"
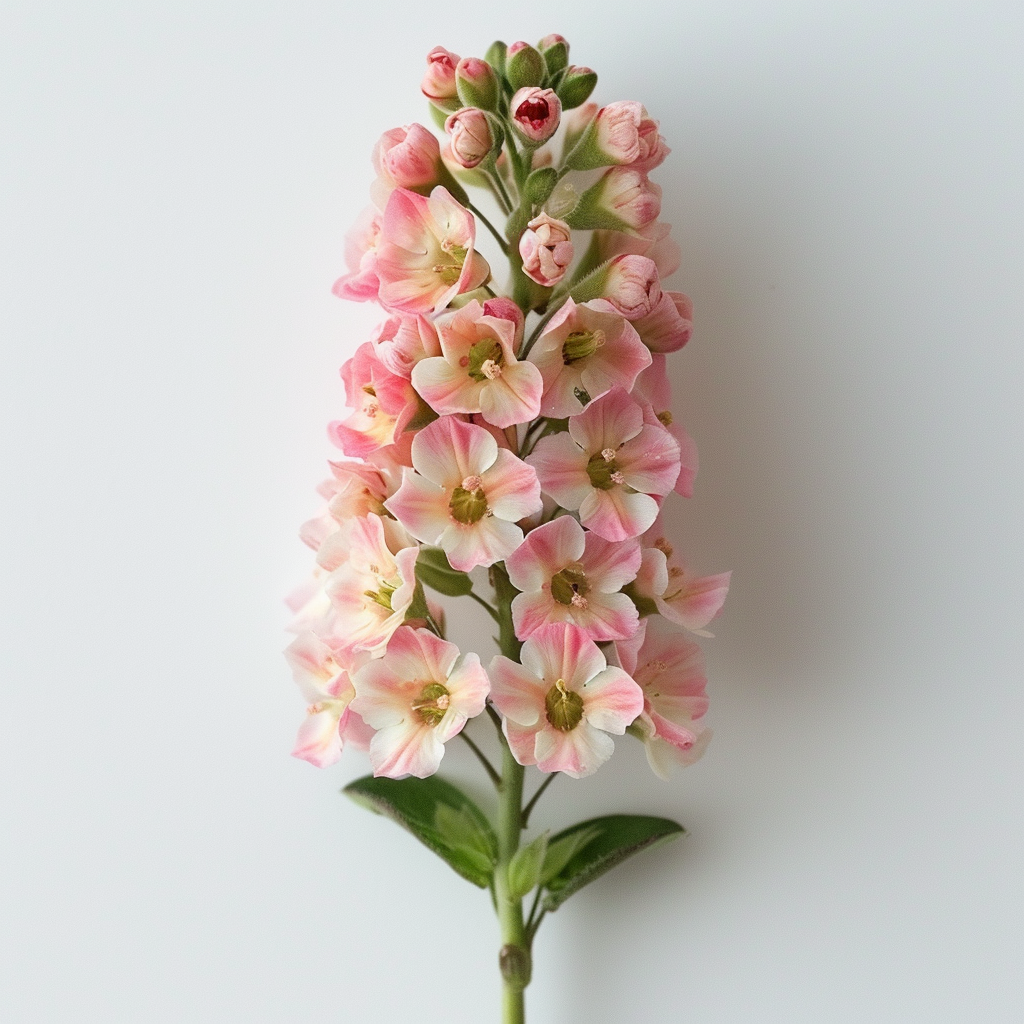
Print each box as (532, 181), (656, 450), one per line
(564, 100), (650, 171)
(557, 65), (597, 110)
(445, 108), (496, 169)
(370, 124), (442, 208)
(421, 46), (461, 110)
(484, 40), (507, 76)
(455, 57), (499, 111)
(596, 255), (663, 320)
(506, 41), (545, 91)
(537, 34), (569, 75)
(510, 87), (561, 145)
(565, 167), (661, 233)
(519, 213), (574, 288)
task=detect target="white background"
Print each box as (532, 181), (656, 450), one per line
(2, 2), (1022, 1021)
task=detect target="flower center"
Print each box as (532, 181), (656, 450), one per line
(562, 329), (606, 365)
(550, 563), (590, 607)
(544, 677), (584, 732)
(363, 578), (396, 610)
(434, 243), (468, 286)
(412, 681), (452, 726)
(516, 98), (550, 127)
(449, 479), (489, 524)
(466, 338), (505, 382)
(586, 449), (621, 490)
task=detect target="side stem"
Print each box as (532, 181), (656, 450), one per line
(496, 740), (527, 1024)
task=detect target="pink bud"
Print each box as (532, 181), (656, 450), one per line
(421, 46), (460, 104)
(594, 101), (644, 164)
(444, 108), (494, 169)
(510, 87), (561, 144)
(373, 124), (440, 190)
(519, 213), (574, 287)
(596, 167), (662, 230)
(507, 40), (530, 57)
(538, 33), (568, 50)
(600, 255), (663, 320)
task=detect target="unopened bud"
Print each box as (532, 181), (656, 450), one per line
(484, 40), (507, 77)
(557, 65), (598, 110)
(421, 46), (461, 110)
(455, 57), (499, 111)
(564, 167), (661, 233)
(506, 41), (545, 91)
(537, 34), (569, 75)
(510, 87), (561, 145)
(445, 108), (497, 169)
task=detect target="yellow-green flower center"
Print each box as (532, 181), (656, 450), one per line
(434, 243), (468, 286)
(412, 681), (452, 726)
(467, 339), (505, 382)
(550, 563), (589, 607)
(363, 579), (396, 609)
(449, 476), (489, 524)
(562, 328), (605, 365)
(544, 677), (584, 732)
(586, 448), (624, 490)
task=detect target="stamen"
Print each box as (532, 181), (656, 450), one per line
(601, 448), (616, 462)
(461, 475), (482, 492)
(480, 359), (502, 380)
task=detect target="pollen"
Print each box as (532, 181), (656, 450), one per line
(610, 471), (625, 485)
(601, 448), (616, 462)
(480, 358), (502, 379)
(461, 475), (482, 492)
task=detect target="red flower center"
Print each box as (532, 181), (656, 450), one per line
(516, 98), (549, 126)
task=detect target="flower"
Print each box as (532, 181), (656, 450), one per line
(322, 514), (419, 657)
(370, 124), (443, 210)
(510, 87), (561, 144)
(631, 356), (699, 497)
(567, 168), (662, 233)
(489, 622), (643, 778)
(328, 341), (419, 458)
(613, 619), (710, 778)
(629, 291), (693, 353)
(445, 108), (495, 169)
(385, 416), (542, 571)
(372, 314), (442, 379)
(351, 626), (489, 778)
(527, 387), (680, 541)
(630, 527), (731, 635)
(286, 632), (373, 768)
(421, 46), (461, 107)
(411, 299), (543, 428)
(331, 206), (382, 303)
(454, 57), (498, 111)
(593, 254), (662, 320)
(518, 213), (574, 288)
(374, 186), (490, 315)
(527, 297), (651, 418)
(504, 515), (641, 641)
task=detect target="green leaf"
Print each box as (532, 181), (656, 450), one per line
(538, 826), (601, 886)
(344, 775), (498, 888)
(540, 814), (684, 911)
(507, 832), (548, 900)
(415, 547), (475, 597)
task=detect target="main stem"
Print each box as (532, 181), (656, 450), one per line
(492, 562), (528, 1023)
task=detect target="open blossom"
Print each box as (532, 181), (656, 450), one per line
(614, 619), (711, 778)
(519, 213), (573, 288)
(328, 341), (419, 458)
(372, 314), (441, 379)
(510, 87), (561, 144)
(351, 626), (489, 779)
(287, 633), (373, 767)
(505, 515), (640, 641)
(331, 206), (382, 303)
(370, 124), (442, 210)
(375, 186), (490, 315)
(631, 527), (731, 636)
(322, 514), (419, 658)
(528, 297), (651, 417)
(411, 299), (543, 428)
(298, 458), (390, 553)
(527, 388), (680, 541)
(489, 623), (643, 779)
(632, 356), (699, 497)
(385, 416), (542, 571)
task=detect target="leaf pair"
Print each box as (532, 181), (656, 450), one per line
(344, 775), (684, 911)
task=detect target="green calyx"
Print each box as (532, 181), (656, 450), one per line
(412, 681), (452, 726)
(544, 678), (584, 732)
(550, 564), (589, 606)
(449, 484), (489, 524)
(561, 328), (605, 365)
(466, 338), (504, 382)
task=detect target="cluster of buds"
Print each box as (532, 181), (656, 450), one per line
(289, 34), (729, 786)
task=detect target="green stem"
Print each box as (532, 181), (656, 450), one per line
(468, 589), (501, 621)
(521, 304), (560, 359)
(521, 771), (557, 829)
(469, 203), (511, 256)
(459, 731), (502, 789)
(496, 739), (528, 1024)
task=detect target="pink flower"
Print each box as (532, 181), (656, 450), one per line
(375, 186), (490, 315)
(411, 300), (543, 428)
(518, 213), (574, 288)
(510, 87), (561, 144)
(351, 627), (489, 779)
(322, 514), (419, 658)
(505, 515), (640, 641)
(489, 623), (643, 778)
(298, 459), (390, 554)
(632, 524), (731, 635)
(632, 356), (699, 497)
(527, 297), (651, 418)
(527, 388), (680, 541)
(633, 114), (669, 174)
(328, 341), (419, 458)
(385, 416), (542, 571)
(592, 222), (681, 279)
(613, 619), (710, 778)
(592, 101), (645, 164)
(370, 124), (442, 210)
(445, 108), (495, 169)
(372, 314), (442, 379)
(287, 633), (373, 767)
(593, 254), (663, 320)
(331, 206), (382, 303)
(421, 46), (461, 106)
(630, 291), (693, 353)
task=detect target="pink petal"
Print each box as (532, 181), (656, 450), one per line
(503, 719), (540, 766)
(440, 515), (522, 571)
(384, 469), (450, 544)
(481, 448), (543, 522)
(568, 387), (643, 452)
(580, 666), (644, 734)
(526, 432), (591, 510)
(579, 487), (659, 541)
(413, 415), (498, 486)
(505, 515), (585, 590)
(617, 423), (680, 496)
(292, 707), (343, 768)
(370, 720), (445, 779)
(489, 655), (545, 727)
(534, 722), (614, 779)
(477, 362), (543, 428)
(411, 356), (482, 415)
(583, 531), (641, 591)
